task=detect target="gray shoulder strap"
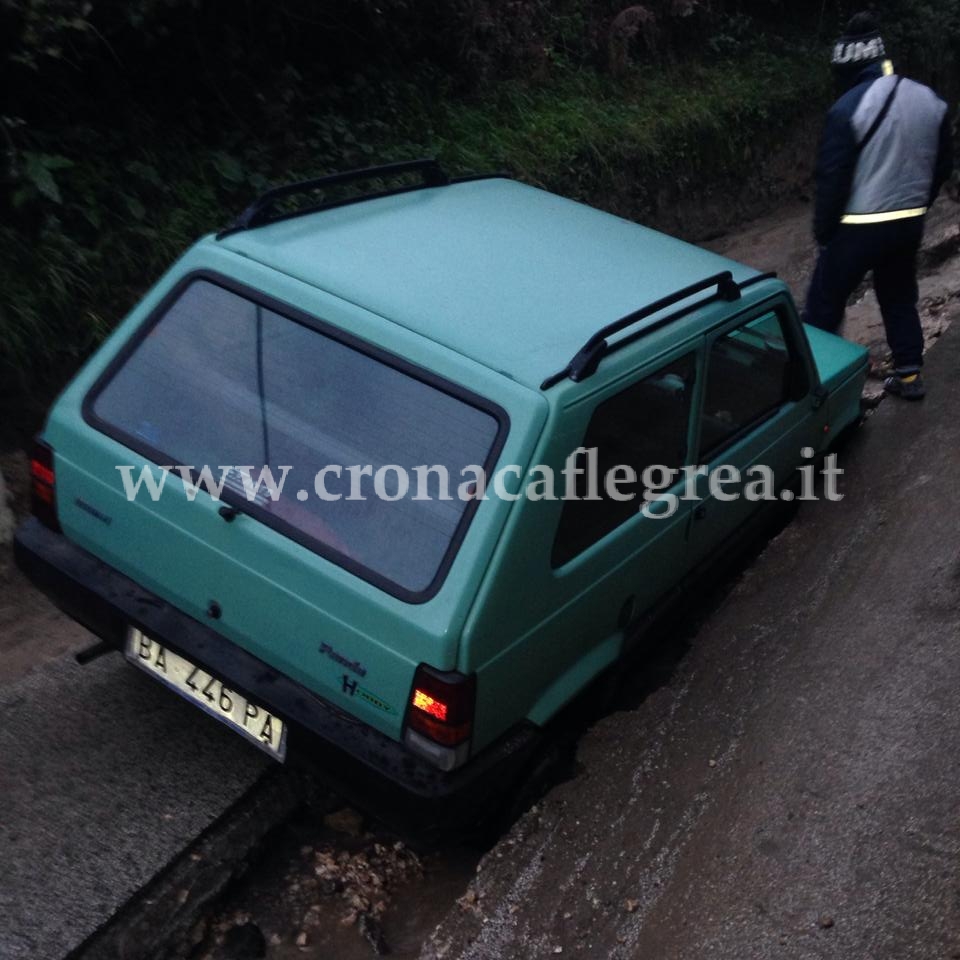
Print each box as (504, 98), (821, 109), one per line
(856, 76), (903, 152)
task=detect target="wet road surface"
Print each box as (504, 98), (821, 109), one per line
(421, 313), (960, 960)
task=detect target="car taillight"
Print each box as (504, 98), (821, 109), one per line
(30, 438), (61, 532)
(404, 665), (476, 771)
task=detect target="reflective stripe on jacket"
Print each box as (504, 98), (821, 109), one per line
(814, 63), (952, 244)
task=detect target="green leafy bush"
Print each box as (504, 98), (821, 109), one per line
(0, 0), (954, 414)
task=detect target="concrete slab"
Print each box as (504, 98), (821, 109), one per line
(0, 652), (271, 960)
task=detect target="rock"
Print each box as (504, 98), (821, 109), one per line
(220, 922), (267, 959)
(0, 471), (13, 546)
(818, 914), (835, 929)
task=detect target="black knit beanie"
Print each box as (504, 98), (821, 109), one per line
(831, 12), (886, 71)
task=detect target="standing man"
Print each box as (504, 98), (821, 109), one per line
(803, 12), (953, 399)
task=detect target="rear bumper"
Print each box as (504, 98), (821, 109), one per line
(13, 517), (539, 829)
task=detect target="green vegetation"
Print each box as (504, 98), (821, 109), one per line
(0, 1), (956, 424)
(435, 51), (823, 186)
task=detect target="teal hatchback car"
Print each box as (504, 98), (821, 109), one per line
(15, 160), (867, 820)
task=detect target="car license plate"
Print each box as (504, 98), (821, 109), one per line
(126, 628), (287, 761)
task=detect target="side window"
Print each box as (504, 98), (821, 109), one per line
(699, 311), (800, 459)
(552, 353), (695, 567)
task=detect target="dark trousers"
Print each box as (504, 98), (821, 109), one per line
(802, 217), (925, 371)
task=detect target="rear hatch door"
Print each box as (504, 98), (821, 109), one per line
(45, 254), (543, 743)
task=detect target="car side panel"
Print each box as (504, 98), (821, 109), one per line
(460, 341), (702, 750)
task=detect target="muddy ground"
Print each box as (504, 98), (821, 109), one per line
(2, 193), (959, 959)
(707, 195), (960, 399)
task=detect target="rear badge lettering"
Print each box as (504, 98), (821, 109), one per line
(358, 689), (395, 714)
(320, 641), (367, 677)
(340, 674), (395, 714)
(74, 497), (113, 525)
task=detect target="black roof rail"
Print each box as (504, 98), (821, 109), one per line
(540, 270), (778, 390)
(218, 158), (452, 238)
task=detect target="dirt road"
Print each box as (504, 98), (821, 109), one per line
(706, 195), (960, 397)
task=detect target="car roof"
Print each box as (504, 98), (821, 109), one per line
(216, 178), (759, 390)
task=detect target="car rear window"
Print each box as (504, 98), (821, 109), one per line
(88, 277), (503, 599)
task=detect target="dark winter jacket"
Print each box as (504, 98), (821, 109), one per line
(814, 63), (953, 245)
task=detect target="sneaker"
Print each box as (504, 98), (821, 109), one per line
(883, 372), (926, 400)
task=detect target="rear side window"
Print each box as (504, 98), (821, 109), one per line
(552, 353), (694, 566)
(699, 312), (796, 459)
(88, 277), (503, 600)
